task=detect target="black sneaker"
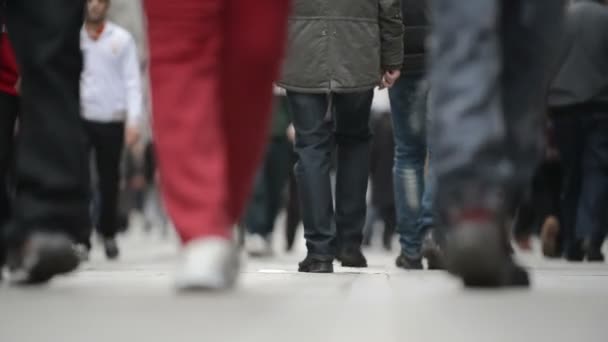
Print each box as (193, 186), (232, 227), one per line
(103, 238), (120, 260)
(446, 217), (530, 288)
(395, 253), (423, 270)
(8, 231), (80, 285)
(298, 256), (333, 273)
(337, 248), (367, 268)
(565, 240), (584, 262)
(586, 249), (605, 262)
(421, 229), (445, 270)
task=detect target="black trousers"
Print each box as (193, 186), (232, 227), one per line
(84, 120), (125, 239)
(0, 92), (18, 265)
(3, 0), (89, 248)
(554, 111), (608, 252)
(512, 160), (562, 240)
(288, 90), (373, 259)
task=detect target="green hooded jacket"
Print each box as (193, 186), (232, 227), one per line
(278, 0), (404, 93)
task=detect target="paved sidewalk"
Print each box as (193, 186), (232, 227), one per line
(1, 227), (607, 342)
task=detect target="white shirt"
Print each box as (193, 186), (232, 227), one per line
(80, 21), (142, 126)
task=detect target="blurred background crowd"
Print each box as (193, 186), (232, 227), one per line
(0, 0), (606, 290)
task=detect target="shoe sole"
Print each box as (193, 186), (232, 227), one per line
(340, 262), (367, 268)
(17, 237), (80, 285)
(447, 225), (506, 287)
(540, 218), (559, 258)
(298, 264), (334, 273)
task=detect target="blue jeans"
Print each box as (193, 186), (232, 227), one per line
(389, 75), (435, 258)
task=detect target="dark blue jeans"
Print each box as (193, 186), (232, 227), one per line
(554, 111), (608, 251)
(287, 90), (373, 259)
(389, 75), (435, 258)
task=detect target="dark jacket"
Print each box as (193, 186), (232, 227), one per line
(401, 0), (429, 76)
(278, 0), (404, 93)
(548, 0), (608, 110)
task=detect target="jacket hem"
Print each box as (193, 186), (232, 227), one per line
(276, 82), (377, 94)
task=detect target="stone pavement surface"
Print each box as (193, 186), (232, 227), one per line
(1, 226), (607, 342)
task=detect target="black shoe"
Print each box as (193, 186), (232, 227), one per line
(298, 256), (333, 273)
(395, 253), (423, 270)
(421, 229), (445, 270)
(103, 238), (120, 260)
(586, 249), (605, 262)
(8, 232), (80, 285)
(446, 217), (530, 288)
(565, 240), (584, 262)
(337, 248), (367, 268)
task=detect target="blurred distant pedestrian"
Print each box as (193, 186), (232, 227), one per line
(145, 0), (290, 291)
(80, 0), (143, 260)
(243, 91), (292, 257)
(548, 0), (608, 262)
(279, 0), (404, 273)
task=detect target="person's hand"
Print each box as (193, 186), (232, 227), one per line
(125, 125), (140, 148)
(14, 78), (21, 95)
(379, 69), (401, 89)
(129, 174), (146, 190)
(286, 124), (295, 144)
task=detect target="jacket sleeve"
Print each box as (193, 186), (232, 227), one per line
(121, 34), (143, 127)
(378, 0), (404, 70)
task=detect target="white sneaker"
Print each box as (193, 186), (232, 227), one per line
(245, 234), (273, 258)
(175, 237), (240, 292)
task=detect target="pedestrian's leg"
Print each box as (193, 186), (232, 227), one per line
(553, 114), (584, 260)
(288, 92), (335, 269)
(147, 0), (229, 241)
(147, 0), (240, 291)
(333, 90), (373, 268)
(242, 151), (274, 257)
(220, 0), (290, 223)
(500, 0), (566, 204)
(0, 92), (18, 270)
(380, 205), (396, 251)
(389, 75), (426, 263)
(578, 114), (608, 261)
(245, 137), (290, 256)
(429, 0), (559, 287)
(243, 157), (271, 237)
(285, 153), (301, 252)
(264, 138), (291, 236)
(90, 122), (125, 260)
(5, 0), (88, 284)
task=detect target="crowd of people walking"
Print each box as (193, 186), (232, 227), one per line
(0, 0), (606, 291)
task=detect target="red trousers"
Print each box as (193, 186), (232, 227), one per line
(145, 0), (289, 243)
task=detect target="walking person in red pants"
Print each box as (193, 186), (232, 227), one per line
(145, 0), (290, 291)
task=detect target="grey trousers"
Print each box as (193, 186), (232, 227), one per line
(429, 0), (565, 215)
